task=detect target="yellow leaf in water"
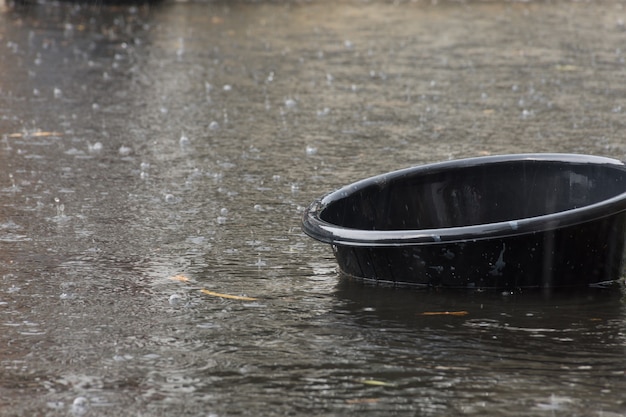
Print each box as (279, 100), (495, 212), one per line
(169, 275), (190, 282)
(8, 131), (62, 138)
(357, 379), (394, 387)
(420, 311), (469, 316)
(32, 131), (63, 137)
(200, 289), (257, 301)
(346, 398), (380, 404)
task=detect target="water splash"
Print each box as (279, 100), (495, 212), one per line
(179, 133), (190, 148)
(54, 197), (66, 218)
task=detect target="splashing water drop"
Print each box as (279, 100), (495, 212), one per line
(305, 145), (318, 156)
(179, 133), (190, 147)
(71, 397), (89, 416)
(54, 197), (65, 218)
(209, 121), (220, 130)
(316, 107), (330, 117)
(176, 37), (184, 58)
(118, 145), (132, 156)
(521, 109), (533, 119)
(285, 98), (297, 109)
(53, 87), (62, 99)
(8, 173), (17, 191)
(169, 293), (184, 306)
(88, 142), (102, 153)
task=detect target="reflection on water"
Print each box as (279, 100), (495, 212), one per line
(1, 0), (626, 415)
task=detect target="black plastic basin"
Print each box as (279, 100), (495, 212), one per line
(302, 154), (626, 290)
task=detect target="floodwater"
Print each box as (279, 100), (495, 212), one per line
(1, 0), (626, 415)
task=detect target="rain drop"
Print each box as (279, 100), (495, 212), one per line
(179, 133), (190, 147)
(305, 145), (317, 156)
(285, 98), (297, 109)
(53, 87), (62, 99)
(316, 107), (330, 117)
(54, 197), (65, 218)
(88, 142), (103, 153)
(118, 145), (132, 156)
(64, 23), (74, 38)
(209, 121), (219, 130)
(71, 397), (89, 416)
(176, 37), (184, 58)
(169, 293), (184, 306)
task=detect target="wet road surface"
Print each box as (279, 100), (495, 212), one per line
(1, 0), (626, 415)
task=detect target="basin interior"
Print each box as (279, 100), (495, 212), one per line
(319, 159), (626, 231)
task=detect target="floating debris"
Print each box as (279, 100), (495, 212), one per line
(420, 311), (469, 316)
(356, 379), (394, 387)
(169, 274), (190, 282)
(7, 131), (62, 138)
(200, 289), (257, 301)
(346, 398), (380, 404)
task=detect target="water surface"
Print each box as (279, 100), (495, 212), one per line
(1, 0), (626, 415)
